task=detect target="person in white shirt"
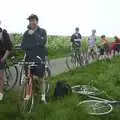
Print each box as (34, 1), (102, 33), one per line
(88, 29), (98, 60)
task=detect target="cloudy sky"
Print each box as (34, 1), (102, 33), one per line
(0, 0), (119, 36)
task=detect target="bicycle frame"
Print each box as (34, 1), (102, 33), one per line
(25, 64), (33, 99)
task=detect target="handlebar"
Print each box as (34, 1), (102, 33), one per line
(14, 56), (45, 65)
(14, 61), (45, 65)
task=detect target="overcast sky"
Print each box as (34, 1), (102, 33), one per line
(0, 0), (119, 36)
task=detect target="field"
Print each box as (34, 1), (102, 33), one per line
(12, 34), (71, 59)
(1, 56), (120, 120)
(11, 33), (114, 60)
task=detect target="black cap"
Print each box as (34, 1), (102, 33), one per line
(27, 14), (39, 21)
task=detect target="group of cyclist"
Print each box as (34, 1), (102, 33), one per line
(0, 14), (120, 102)
(71, 27), (120, 61)
(0, 14), (48, 102)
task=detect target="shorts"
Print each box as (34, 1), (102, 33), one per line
(99, 45), (109, 56)
(88, 45), (97, 53)
(30, 63), (45, 77)
(24, 56), (46, 77)
(99, 47), (104, 55)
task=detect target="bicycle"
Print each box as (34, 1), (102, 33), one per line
(72, 84), (120, 115)
(4, 56), (18, 91)
(19, 55), (51, 86)
(78, 95), (120, 116)
(17, 56), (50, 113)
(66, 46), (84, 69)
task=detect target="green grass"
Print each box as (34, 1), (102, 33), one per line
(1, 56), (120, 120)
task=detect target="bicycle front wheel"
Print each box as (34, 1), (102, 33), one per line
(19, 81), (34, 113)
(4, 64), (18, 91)
(66, 53), (78, 69)
(78, 100), (113, 115)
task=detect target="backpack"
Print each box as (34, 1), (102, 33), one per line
(54, 81), (72, 98)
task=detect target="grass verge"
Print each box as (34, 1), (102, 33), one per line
(1, 56), (120, 120)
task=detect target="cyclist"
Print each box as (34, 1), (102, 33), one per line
(114, 36), (120, 54)
(88, 29), (97, 60)
(21, 14), (48, 102)
(70, 27), (82, 65)
(0, 21), (12, 100)
(99, 35), (110, 60)
(71, 27), (82, 53)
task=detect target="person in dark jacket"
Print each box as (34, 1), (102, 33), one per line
(0, 25), (12, 100)
(21, 14), (48, 102)
(71, 27), (82, 51)
(21, 15), (47, 61)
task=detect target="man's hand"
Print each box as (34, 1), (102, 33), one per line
(0, 57), (6, 64)
(0, 50), (10, 64)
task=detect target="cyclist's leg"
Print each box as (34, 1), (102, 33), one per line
(0, 62), (5, 100)
(35, 76), (46, 102)
(99, 47), (104, 60)
(78, 48), (83, 65)
(24, 74), (33, 100)
(92, 45), (97, 60)
(72, 46), (77, 65)
(88, 47), (92, 61)
(72, 45), (76, 56)
(0, 70), (4, 93)
(41, 77), (46, 100)
(94, 45), (98, 59)
(37, 57), (47, 102)
(106, 48), (110, 59)
(104, 44), (109, 58)
(91, 48), (95, 60)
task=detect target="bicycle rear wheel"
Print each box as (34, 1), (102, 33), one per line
(78, 100), (113, 115)
(4, 63), (18, 91)
(72, 85), (101, 96)
(19, 81), (34, 113)
(66, 53), (78, 69)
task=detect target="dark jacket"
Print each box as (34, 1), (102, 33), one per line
(71, 33), (82, 43)
(21, 27), (47, 61)
(0, 28), (12, 57)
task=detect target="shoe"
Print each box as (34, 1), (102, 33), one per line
(41, 94), (47, 104)
(24, 95), (30, 100)
(0, 93), (3, 101)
